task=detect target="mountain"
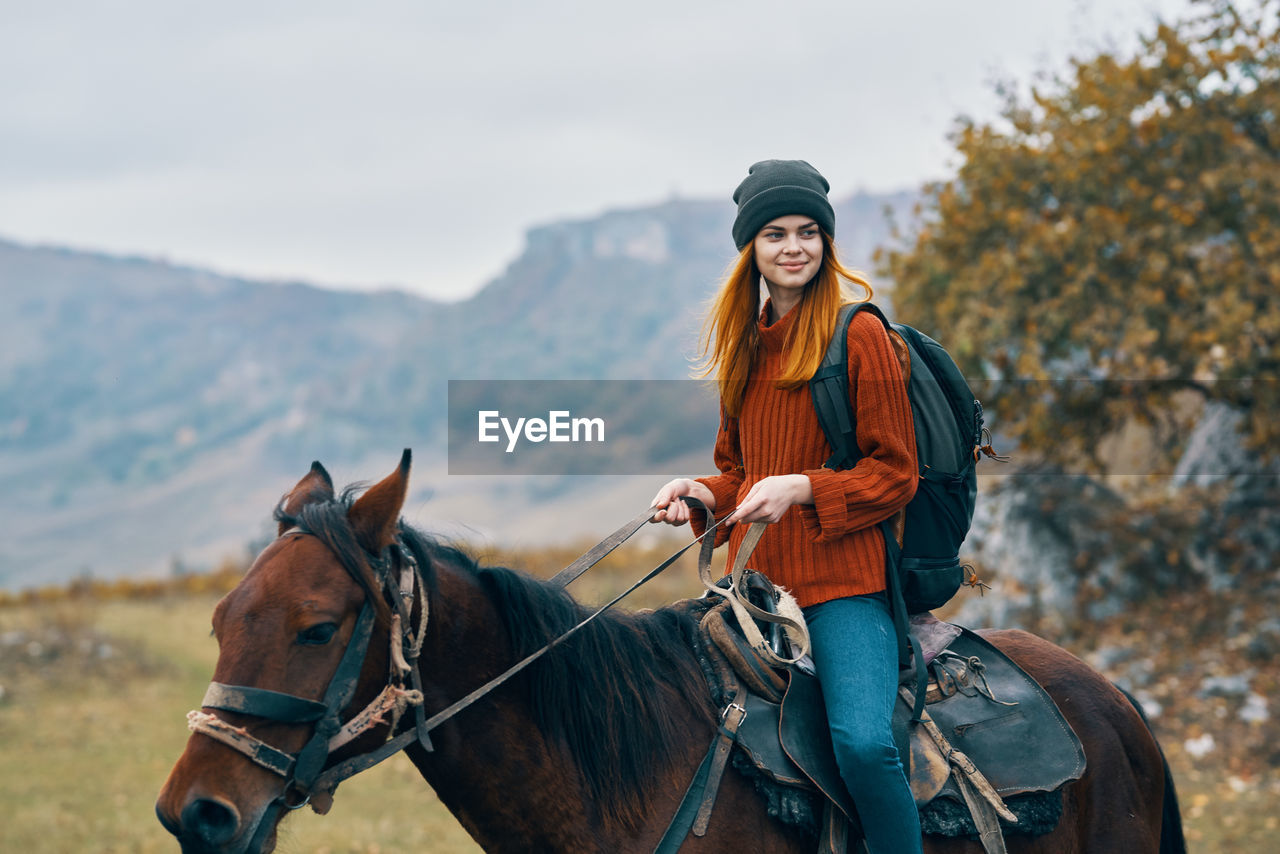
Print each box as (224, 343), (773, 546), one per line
(0, 190), (914, 589)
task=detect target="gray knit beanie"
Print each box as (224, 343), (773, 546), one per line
(731, 159), (835, 250)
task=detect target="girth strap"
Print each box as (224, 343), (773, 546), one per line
(955, 772), (1010, 854)
(692, 692), (748, 836)
(654, 691), (749, 852)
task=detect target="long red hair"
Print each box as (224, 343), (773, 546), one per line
(697, 231), (873, 416)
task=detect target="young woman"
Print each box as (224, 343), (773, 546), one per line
(651, 159), (923, 854)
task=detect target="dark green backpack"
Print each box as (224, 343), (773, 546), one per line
(809, 302), (996, 616)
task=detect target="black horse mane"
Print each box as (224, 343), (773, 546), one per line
(403, 525), (718, 829)
(274, 488), (716, 830)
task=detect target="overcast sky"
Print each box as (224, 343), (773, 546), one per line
(1, 0), (1200, 301)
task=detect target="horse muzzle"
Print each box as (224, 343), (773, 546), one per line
(155, 792), (280, 854)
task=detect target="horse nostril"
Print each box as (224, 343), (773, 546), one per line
(181, 796), (241, 845)
(155, 801), (181, 837)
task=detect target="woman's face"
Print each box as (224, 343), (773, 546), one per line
(753, 215), (824, 294)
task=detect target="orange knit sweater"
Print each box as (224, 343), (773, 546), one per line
(692, 302), (918, 608)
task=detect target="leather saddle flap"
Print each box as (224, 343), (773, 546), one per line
(923, 628), (1086, 798)
(737, 692), (809, 787)
(734, 670), (858, 821)
(738, 671), (953, 816)
(775, 670), (858, 821)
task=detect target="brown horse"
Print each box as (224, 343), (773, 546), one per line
(157, 453), (1184, 853)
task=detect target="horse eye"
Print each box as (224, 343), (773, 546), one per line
(297, 623), (338, 646)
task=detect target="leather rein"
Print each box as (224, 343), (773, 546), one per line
(184, 502), (729, 841)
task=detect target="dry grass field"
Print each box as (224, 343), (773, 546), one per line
(1, 540), (1275, 852)
(0, 594), (479, 853)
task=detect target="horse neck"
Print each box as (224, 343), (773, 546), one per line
(404, 558), (594, 847)
(403, 555), (712, 851)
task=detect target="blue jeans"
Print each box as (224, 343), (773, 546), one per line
(804, 594), (923, 854)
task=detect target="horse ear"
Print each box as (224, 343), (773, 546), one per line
(348, 449), (411, 554)
(277, 461), (335, 535)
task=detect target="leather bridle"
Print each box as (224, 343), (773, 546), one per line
(186, 526), (432, 851)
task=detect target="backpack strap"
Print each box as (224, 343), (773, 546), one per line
(809, 302), (923, 699)
(809, 302), (892, 471)
(882, 517), (927, 721)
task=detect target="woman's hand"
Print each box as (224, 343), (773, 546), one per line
(726, 475), (813, 525)
(650, 478), (715, 527)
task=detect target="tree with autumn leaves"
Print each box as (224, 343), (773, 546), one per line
(882, 0), (1279, 474)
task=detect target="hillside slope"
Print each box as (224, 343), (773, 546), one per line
(0, 191), (912, 587)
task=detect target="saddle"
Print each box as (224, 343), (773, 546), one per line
(683, 584), (1086, 854)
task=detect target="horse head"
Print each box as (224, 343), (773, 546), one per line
(156, 451), (419, 854)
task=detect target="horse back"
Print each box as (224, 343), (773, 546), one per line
(974, 629), (1169, 853)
